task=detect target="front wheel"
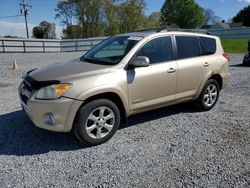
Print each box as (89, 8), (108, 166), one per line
(73, 99), (121, 145)
(194, 79), (220, 111)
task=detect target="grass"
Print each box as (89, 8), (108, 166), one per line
(221, 39), (249, 53)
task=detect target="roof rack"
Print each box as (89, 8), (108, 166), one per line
(128, 28), (164, 33)
(129, 28), (210, 35)
(160, 28), (209, 35)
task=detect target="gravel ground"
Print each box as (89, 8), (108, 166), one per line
(0, 53), (249, 187)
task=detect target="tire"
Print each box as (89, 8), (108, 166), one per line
(73, 99), (121, 145)
(194, 79), (220, 111)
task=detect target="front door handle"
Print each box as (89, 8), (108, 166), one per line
(167, 68), (176, 73)
(203, 62), (210, 67)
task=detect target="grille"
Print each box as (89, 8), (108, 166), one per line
(19, 80), (33, 105)
(20, 93), (28, 105)
(23, 80), (33, 93)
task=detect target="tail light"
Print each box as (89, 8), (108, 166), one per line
(223, 53), (230, 61)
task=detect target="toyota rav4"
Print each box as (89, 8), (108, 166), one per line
(19, 30), (230, 145)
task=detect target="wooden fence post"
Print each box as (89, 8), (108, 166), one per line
(42, 41), (45, 53)
(75, 41), (78, 51)
(91, 40), (94, 48)
(1, 40), (5, 53)
(23, 41), (26, 53)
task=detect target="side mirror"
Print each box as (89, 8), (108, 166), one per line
(132, 56), (150, 67)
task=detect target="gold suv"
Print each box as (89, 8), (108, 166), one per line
(18, 30), (230, 145)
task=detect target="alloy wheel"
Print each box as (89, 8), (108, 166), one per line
(85, 107), (115, 139)
(203, 84), (218, 107)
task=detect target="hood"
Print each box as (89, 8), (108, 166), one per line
(29, 59), (110, 82)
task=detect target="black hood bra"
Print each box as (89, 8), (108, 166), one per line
(23, 70), (60, 90)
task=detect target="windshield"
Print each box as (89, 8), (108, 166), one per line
(81, 36), (141, 65)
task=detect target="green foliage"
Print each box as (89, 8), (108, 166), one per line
(160, 0), (204, 28)
(32, 26), (45, 39)
(32, 21), (56, 39)
(55, 0), (147, 38)
(40, 21), (57, 39)
(119, 0), (146, 32)
(221, 39), (249, 53)
(233, 5), (250, 26)
(55, 0), (76, 26)
(103, 0), (120, 35)
(145, 12), (161, 29)
(62, 25), (82, 39)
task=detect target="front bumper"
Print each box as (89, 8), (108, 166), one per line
(19, 83), (82, 132)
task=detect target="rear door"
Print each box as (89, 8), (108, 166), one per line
(174, 35), (211, 99)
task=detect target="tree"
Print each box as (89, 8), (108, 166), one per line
(55, 0), (76, 26)
(103, 0), (120, 35)
(160, 0), (204, 28)
(32, 26), (45, 39)
(203, 9), (221, 25)
(119, 0), (147, 32)
(55, 0), (147, 38)
(74, 0), (105, 38)
(62, 24), (82, 39)
(32, 21), (56, 39)
(145, 12), (161, 29)
(40, 21), (57, 39)
(233, 5), (250, 26)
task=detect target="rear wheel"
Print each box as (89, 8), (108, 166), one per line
(194, 79), (220, 111)
(73, 99), (120, 145)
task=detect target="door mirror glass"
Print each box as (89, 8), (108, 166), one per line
(132, 56), (150, 67)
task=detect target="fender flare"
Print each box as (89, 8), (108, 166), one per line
(194, 71), (213, 99)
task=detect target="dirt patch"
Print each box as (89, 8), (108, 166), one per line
(228, 131), (249, 141)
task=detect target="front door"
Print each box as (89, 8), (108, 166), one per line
(127, 36), (177, 112)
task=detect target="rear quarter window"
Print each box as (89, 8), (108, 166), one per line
(200, 37), (216, 55)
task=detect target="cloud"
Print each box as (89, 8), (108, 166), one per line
(0, 21), (63, 39)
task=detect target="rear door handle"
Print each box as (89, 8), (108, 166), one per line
(203, 62), (210, 67)
(167, 68), (176, 73)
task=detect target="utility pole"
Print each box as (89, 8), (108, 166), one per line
(20, 0), (31, 38)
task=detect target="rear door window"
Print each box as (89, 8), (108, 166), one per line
(176, 36), (201, 59)
(200, 37), (216, 55)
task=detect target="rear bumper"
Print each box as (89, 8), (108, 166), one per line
(20, 96), (82, 132)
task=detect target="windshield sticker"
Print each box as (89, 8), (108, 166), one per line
(128, 36), (143, 41)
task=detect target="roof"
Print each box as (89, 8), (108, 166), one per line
(117, 31), (156, 37)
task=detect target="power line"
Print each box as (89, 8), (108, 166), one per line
(0, 15), (22, 19)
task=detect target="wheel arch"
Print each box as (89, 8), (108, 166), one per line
(69, 89), (128, 131)
(195, 72), (223, 99)
(209, 74), (223, 90)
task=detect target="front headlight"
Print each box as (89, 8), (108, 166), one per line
(36, 84), (72, 99)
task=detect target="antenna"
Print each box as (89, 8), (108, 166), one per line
(20, 0), (32, 38)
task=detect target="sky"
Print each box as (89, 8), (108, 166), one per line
(0, 0), (250, 38)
